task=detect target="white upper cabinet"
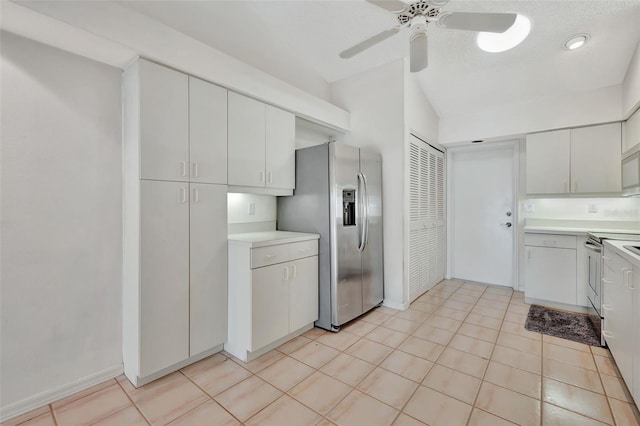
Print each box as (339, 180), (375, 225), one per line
(526, 129), (571, 194)
(139, 60), (189, 182)
(623, 108), (640, 154)
(265, 105), (295, 189)
(571, 123), (621, 193)
(189, 77), (227, 184)
(526, 123), (621, 194)
(138, 60), (228, 184)
(228, 92), (295, 193)
(228, 92), (266, 187)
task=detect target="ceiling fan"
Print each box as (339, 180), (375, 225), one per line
(339, 0), (517, 72)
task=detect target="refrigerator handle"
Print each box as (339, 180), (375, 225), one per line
(357, 173), (366, 252)
(361, 172), (370, 248)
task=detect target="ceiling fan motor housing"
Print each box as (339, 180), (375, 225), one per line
(397, 0), (444, 25)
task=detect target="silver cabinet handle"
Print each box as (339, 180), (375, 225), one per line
(284, 266), (289, 281)
(191, 162), (199, 178)
(192, 187), (199, 204)
(259, 170), (265, 183)
(267, 171), (273, 184)
(180, 187), (187, 203)
(180, 161), (188, 177)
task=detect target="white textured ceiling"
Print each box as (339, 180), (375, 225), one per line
(65, 1), (640, 116)
(117, 0), (640, 116)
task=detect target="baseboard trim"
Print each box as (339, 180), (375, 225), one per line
(382, 299), (410, 311)
(0, 364), (123, 422)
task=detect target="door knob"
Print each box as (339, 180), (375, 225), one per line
(501, 222), (512, 227)
(506, 211), (512, 217)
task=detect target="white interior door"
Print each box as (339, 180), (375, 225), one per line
(450, 145), (515, 287)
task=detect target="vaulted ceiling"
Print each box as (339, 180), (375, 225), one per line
(116, 0), (640, 117)
(5, 0), (640, 120)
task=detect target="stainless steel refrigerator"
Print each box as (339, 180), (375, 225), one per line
(278, 142), (383, 331)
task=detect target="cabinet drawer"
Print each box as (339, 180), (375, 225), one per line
(289, 240), (318, 261)
(251, 244), (290, 269)
(524, 233), (576, 249)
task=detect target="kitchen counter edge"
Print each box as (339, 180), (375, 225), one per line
(604, 239), (640, 267)
(228, 231), (320, 248)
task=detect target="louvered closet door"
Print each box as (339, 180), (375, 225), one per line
(408, 135), (446, 302)
(408, 142), (423, 301)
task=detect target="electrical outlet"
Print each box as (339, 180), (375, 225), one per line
(248, 202), (255, 215)
(588, 203), (598, 213)
(523, 203), (534, 213)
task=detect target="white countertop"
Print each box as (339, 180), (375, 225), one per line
(524, 226), (640, 235)
(228, 231), (319, 248)
(604, 239), (640, 267)
(524, 219), (640, 235)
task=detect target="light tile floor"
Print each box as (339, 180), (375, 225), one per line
(5, 279), (640, 426)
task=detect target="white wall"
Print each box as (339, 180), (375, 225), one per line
(439, 85), (622, 145)
(0, 32), (123, 419)
(4, 1), (349, 133)
(227, 193), (277, 234)
(622, 40), (640, 118)
(330, 59), (406, 308)
(523, 198), (640, 222)
(404, 59), (440, 144)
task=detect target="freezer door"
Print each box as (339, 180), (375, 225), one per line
(330, 143), (363, 326)
(360, 149), (384, 311)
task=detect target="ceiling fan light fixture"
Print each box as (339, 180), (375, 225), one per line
(476, 14), (531, 53)
(564, 34), (589, 50)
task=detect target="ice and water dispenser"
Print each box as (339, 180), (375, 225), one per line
(343, 190), (356, 226)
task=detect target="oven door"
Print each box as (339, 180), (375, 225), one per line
(584, 240), (605, 346)
(585, 241), (601, 313)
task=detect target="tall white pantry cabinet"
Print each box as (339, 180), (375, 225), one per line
(123, 59), (228, 386)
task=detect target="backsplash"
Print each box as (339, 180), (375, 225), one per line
(227, 193), (277, 234)
(522, 198), (640, 221)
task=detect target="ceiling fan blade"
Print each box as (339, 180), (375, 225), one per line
(437, 12), (517, 33)
(366, 0), (408, 13)
(339, 27), (401, 59)
(410, 32), (428, 72)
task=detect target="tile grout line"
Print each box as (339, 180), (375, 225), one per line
(114, 377), (151, 426)
(176, 362), (247, 425)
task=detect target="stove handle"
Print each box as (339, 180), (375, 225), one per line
(584, 242), (602, 253)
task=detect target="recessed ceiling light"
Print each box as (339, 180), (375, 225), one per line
(477, 14), (531, 53)
(564, 34), (589, 50)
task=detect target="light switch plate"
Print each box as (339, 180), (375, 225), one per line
(522, 203), (534, 213)
(588, 203), (598, 213)
(248, 202), (255, 215)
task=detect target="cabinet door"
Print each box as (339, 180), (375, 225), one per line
(603, 257), (633, 388)
(526, 130), (570, 194)
(251, 264), (289, 351)
(189, 183), (227, 356)
(571, 123), (621, 193)
(139, 60), (189, 182)
(623, 108), (640, 154)
(228, 92), (266, 187)
(265, 105), (295, 189)
(289, 256), (319, 332)
(140, 180), (190, 376)
(633, 266), (640, 405)
(525, 246), (576, 305)
(189, 78), (227, 184)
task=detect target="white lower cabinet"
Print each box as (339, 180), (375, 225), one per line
(139, 180), (190, 377)
(602, 244), (636, 402)
(227, 233), (319, 362)
(125, 180), (227, 386)
(524, 233), (577, 306)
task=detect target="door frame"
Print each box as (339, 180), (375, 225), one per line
(446, 140), (521, 289)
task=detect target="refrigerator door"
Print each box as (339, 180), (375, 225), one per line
(360, 149), (384, 311)
(330, 143), (364, 326)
